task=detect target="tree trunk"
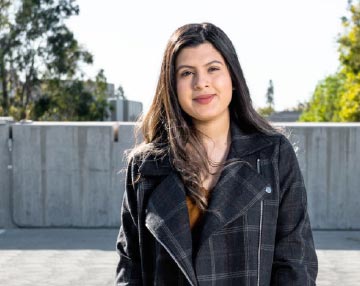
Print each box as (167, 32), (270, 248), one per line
(0, 56), (9, 115)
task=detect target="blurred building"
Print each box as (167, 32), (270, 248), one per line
(106, 98), (143, 122)
(267, 111), (301, 122)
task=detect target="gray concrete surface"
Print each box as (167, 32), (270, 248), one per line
(10, 123), (130, 227)
(0, 228), (118, 286)
(1, 122), (360, 229)
(0, 229), (359, 286)
(0, 123), (13, 228)
(287, 124), (360, 229)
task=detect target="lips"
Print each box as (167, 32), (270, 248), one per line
(193, 94), (215, 104)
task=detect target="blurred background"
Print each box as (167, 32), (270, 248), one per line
(1, 0), (359, 123)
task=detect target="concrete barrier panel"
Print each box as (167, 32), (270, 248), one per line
(11, 122), (130, 227)
(109, 123), (139, 225)
(283, 124), (360, 229)
(0, 124), (12, 228)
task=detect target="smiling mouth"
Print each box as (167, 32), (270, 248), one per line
(193, 94), (215, 104)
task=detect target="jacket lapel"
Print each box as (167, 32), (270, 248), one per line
(196, 160), (270, 251)
(196, 123), (275, 251)
(144, 170), (197, 286)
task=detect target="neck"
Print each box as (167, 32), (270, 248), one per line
(193, 111), (231, 147)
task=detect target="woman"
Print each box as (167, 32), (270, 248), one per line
(116, 23), (318, 286)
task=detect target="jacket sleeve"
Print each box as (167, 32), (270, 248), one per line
(271, 135), (318, 285)
(115, 157), (142, 286)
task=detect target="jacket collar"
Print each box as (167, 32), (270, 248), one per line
(143, 121), (274, 286)
(228, 120), (274, 158)
(138, 121), (273, 177)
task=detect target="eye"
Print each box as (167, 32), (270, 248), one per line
(208, 66), (220, 72)
(180, 70), (193, 77)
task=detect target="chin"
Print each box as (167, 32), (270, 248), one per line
(192, 114), (218, 123)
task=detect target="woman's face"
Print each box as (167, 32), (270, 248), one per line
(175, 42), (233, 125)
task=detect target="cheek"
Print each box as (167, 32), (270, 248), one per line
(176, 80), (190, 107)
(176, 79), (189, 96)
(215, 75), (233, 98)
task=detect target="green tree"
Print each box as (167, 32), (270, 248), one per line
(338, 1), (360, 75)
(300, 0), (360, 122)
(0, 0), (110, 121)
(337, 1), (360, 121)
(257, 80), (275, 117)
(300, 73), (344, 121)
(0, 0), (14, 115)
(31, 69), (110, 121)
(266, 79), (274, 108)
(115, 85), (126, 99)
(339, 72), (360, 121)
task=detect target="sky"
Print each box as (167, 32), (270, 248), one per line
(66, 0), (349, 112)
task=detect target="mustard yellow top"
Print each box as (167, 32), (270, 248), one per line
(185, 187), (209, 229)
(186, 196), (203, 229)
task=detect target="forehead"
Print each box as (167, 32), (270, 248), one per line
(175, 42), (225, 66)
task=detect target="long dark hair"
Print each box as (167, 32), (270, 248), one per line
(135, 23), (276, 210)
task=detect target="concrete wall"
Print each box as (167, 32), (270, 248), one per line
(283, 123), (360, 229)
(0, 123), (13, 227)
(9, 122), (133, 227)
(1, 122), (359, 229)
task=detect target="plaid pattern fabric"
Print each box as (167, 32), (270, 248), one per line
(115, 122), (318, 286)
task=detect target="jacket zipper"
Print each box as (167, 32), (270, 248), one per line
(256, 159), (263, 286)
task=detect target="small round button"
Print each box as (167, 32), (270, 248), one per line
(265, 186), (272, 194)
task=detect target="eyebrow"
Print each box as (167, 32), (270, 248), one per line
(175, 60), (224, 73)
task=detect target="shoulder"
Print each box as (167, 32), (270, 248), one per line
(126, 142), (173, 178)
(124, 144), (172, 202)
(230, 120), (292, 152)
(249, 130), (298, 162)
(229, 121), (293, 160)
(260, 131), (301, 169)
(256, 128), (295, 153)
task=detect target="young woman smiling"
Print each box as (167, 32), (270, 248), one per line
(116, 23), (318, 286)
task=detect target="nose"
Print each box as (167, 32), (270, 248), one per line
(193, 72), (209, 90)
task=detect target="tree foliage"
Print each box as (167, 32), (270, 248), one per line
(300, 73), (345, 121)
(300, 0), (360, 122)
(31, 69), (110, 121)
(0, 0), (110, 121)
(339, 72), (360, 121)
(257, 105), (275, 117)
(266, 79), (274, 108)
(257, 79), (275, 117)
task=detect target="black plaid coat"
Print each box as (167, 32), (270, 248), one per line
(116, 123), (318, 285)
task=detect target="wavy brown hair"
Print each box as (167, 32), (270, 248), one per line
(135, 23), (276, 210)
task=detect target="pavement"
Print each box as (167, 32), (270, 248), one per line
(0, 229), (359, 286)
